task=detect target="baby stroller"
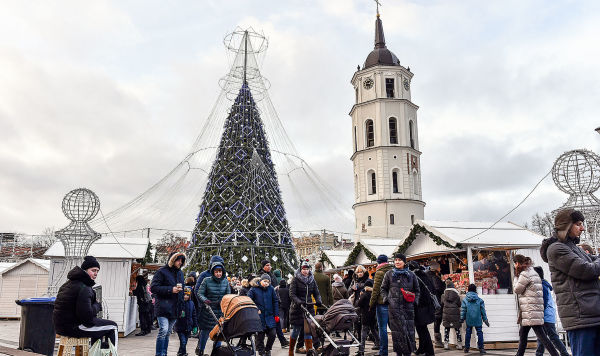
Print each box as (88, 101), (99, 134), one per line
(301, 300), (360, 356)
(207, 294), (263, 356)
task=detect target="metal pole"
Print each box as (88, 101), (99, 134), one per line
(467, 246), (475, 284)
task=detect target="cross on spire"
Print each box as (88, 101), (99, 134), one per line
(374, 0), (381, 16)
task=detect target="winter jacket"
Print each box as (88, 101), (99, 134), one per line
(258, 267), (277, 285)
(314, 271), (333, 307)
(514, 266), (544, 326)
(369, 263), (393, 307)
(195, 256), (225, 296)
(331, 281), (348, 303)
(53, 266), (103, 336)
(273, 269), (283, 285)
(460, 292), (488, 327)
(174, 299), (197, 333)
(239, 286), (250, 296)
(277, 281), (291, 311)
(542, 235), (600, 331)
(426, 269), (445, 319)
(541, 279), (556, 324)
(381, 268), (420, 355)
(133, 275), (151, 306)
(349, 272), (369, 304)
(196, 260), (231, 330)
(441, 287), (461, 328)
(248, 283), (279, 329)
(413, 269), (436, 326)
(356, 285), (376, 326)
(289, 268), (322, 326)
(151, 252), (185, 319)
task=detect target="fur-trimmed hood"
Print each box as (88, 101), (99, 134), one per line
(167, 252), (186, 268)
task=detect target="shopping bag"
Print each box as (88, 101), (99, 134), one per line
(89, 339), (118, 356)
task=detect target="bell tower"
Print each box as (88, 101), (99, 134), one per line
(350, 10), (425, 238)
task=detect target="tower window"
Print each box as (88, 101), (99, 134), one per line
(411, 215), (415, 225)
(354, 126), (358, 152)
(368, 216), (372, 226)
(390, 214), (395, 225)
(409, 121), (415, 149)
(366, 120), (374, 147)
(389, 117), (398, 144)
(392, 171), (399, 193)
(370, 171), (377, 195)
(385, 78), (395, 98)
(355, 87), (359, 103)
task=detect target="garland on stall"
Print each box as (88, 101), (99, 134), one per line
(396, 224), (462, 254)
(320, 251), (334, 268)
(343, 242), (377, 267)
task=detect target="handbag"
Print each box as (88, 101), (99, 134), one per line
(401, 288), (416, 302)
(416, 275), (441, 311)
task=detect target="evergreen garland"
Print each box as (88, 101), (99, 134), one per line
(320, 251), (334, 268)
(343, 242), (377, 267)
(395, 224), (462, 254)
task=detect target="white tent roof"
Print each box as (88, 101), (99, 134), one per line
(45, 236), (148, 259)
(0, 262), (15, 274)
(359, 238), (403, 257)
(323, 250), (351, 268)
(0, 258), (50, 276)
(418, 220), (545, 247)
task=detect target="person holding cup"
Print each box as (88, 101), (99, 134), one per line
(151, 252), (186, 356)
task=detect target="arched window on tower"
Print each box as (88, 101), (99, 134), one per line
(368, 170), (377, 195)
(389, 117), (398, 144)
(392, 170), (399, 193)
(365, 120), (374, 147)
(368, 216), (372, 226)
(354, 126), (358, 152)
(354, 174), (359, 199)
(409, 120), (415, 149)
(390, 214), (395, 225)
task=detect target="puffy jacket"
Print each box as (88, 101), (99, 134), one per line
(426, 269), (445, 319)
(413, 268), (436, 326)
(542, 236), (600, 330)
(314, 271), (333, 307)
(196, 260), (231, 330)
(151, 252), (185, 319)
(174, 299), (197, 333)
(369, 263), (393, 307)
(53, 266), (103, 336)
(195, 256), (225, 296)
(441, 287), (461, 328)
(277, 281), (291, 310)
(381, 268), (420, 355)
(248, 283), (279, 329)
(514, 266), (544, 326)
(289, 268), (322, 326)
(460, 292), (487, 327)
(541, 279), (556, 323)
(331, 282), (348, 303)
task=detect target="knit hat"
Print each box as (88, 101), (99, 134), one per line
(365, 279), (374, 287)
(260, 273), (271, 283)
(376, 254), (388, 264)
(554, 208), (585, 241)
(392, 253), (407, 264)
(261, 259), (270, 268)
(333, 274), (342, 282)
(81, 256), (100, 271)
(301, 260), (311, 269)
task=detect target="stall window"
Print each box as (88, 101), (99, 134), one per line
(471, 250), (513, 295)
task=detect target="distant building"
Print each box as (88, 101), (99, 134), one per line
(292, 232), (353, 266)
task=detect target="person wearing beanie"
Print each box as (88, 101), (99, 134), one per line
(356, 278), (379, 356)
(460, 284), (488, 354)
(277, 279), (291, 333)
(53, 256), (119, 350)
(441, 278), (462, 350)
(175, 286), (198, 356)
(249, 270), (280, 356)
(426, 261), (446, 348)
(288, 260), (322, 356)
(258, 259), (277, 287)
(541, 208), (600, 356)
(380, 251), (420, 356)
(196, 258), (229, 356)
(369, 252), (394, 356)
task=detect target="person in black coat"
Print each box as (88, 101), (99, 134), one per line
(426, 262), (445, 347)
(151, 252), (186, 356)
(356, 279), (379, 356)
(288, 261), (322, 356)
(409, 261), (436, 356)
(133, 274), (153, 336)
(277, 279), (290, 332)
(53, 256), (119, 349)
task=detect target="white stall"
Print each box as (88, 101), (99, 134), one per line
(0, 258), (50, 317)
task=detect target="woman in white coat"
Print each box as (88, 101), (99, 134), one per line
(513, 255), (559, 356)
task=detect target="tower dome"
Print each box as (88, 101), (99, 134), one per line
(363, 14), (400, 69)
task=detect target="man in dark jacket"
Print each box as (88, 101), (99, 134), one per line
(277, 279), (290, 332)
(53, 256), (119, 348)
(409, 261), (436, 356)
(314, 262), (333, 309)
(541, 209), (600, 356)
(369, 254), (393, 356)
(133, 273), (153, 336)
(426, 261), (445, 348)
(151, 252), (186, 356)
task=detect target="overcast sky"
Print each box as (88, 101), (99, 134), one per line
(1, 0), (599, 236)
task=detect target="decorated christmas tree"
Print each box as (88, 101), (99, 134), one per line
(187, 80), (297, 276)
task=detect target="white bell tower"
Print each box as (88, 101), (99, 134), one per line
(350, 11), (425, 238)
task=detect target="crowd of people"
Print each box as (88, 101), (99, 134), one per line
(50, 208), (600, 356)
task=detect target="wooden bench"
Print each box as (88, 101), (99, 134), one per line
(56, 336), (90, 356)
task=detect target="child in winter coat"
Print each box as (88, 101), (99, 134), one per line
(356, 279), (379, 356)
(460, 284), (489, 354)
(175, 287), (197, 356)
(441, 279), (462, 350)
(248, 274), (280, 356)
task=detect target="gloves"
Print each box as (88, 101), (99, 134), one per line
(274, 316), (280, 323)
(484, 320), (490, 327)
(204, 299), (211, 305)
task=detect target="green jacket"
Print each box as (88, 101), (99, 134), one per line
(369, 263), (393, 307)
(314, 271), (333, 307)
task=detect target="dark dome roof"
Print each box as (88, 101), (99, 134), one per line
(363, 14), (401, 69)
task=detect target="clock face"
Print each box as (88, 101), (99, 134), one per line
(403, 79), (410, 90)
(363, 78), (374, 90)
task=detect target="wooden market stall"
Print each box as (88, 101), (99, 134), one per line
(45, 236), (148, 336)
(0, 258), (50, 318)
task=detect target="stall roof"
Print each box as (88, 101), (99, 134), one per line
(323, 250), (351, 268)
(360, 238), (402, 257)
(0, 258), (50, 276)
(0, 262), (15, 274)
(45, 236), (148, 259)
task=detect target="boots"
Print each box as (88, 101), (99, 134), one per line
(456, 340), (463, 350)
(305, 339), (314, 356)
(288, 338), (297, 356)
(443, 342), (449, 350)
(434, 333), (444, 348)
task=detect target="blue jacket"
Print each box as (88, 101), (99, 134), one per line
(196, 260), (231, 330)
(195, 255), (225, 293)
(174, 299), (197, 333)
(541, 279), (557, 323)
(151, 252), (185, 319)
(460, 291), (488, 327)
(248, 284), (279, 329)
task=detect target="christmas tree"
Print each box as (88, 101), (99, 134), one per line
(187, 80), (297, 277)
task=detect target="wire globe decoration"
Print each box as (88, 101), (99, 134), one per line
(62, 188), (100, 222)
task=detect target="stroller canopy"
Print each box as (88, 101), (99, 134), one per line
(321, 299), (358, 332)
(210, 294), (263, 341)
